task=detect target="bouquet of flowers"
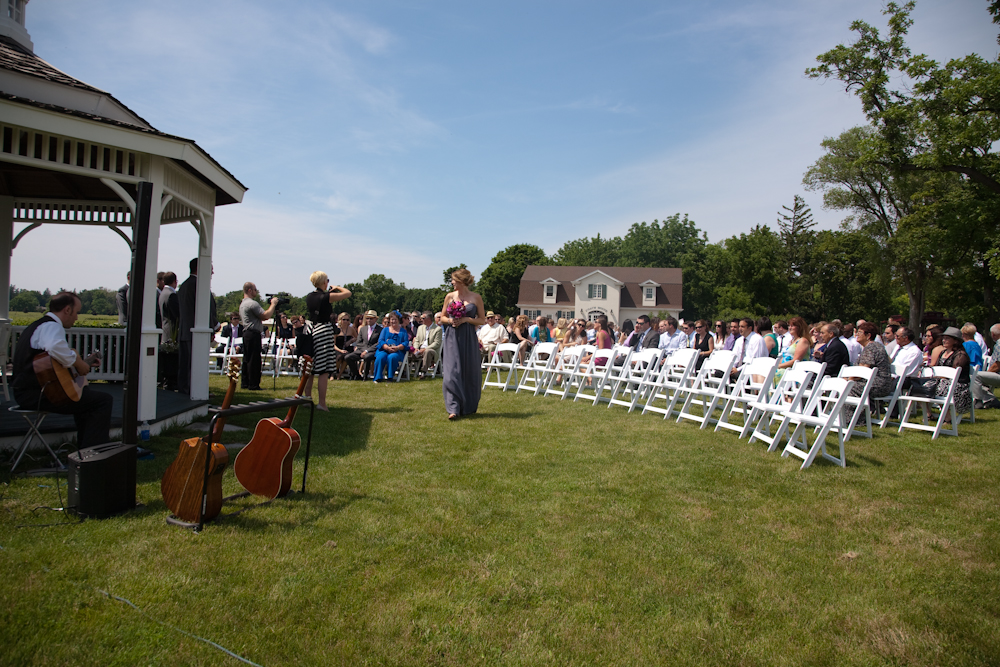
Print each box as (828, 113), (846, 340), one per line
(446, 299), (466, 323)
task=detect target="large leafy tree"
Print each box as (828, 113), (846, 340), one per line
(720, 225), (789, 316)
(803, 126), (961, 327)
(807, 0), (1000, 313)
(477, 244), (550, 318)
(551, 234), (622, 266)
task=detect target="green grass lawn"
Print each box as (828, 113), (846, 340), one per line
(2, 375), (999, 666)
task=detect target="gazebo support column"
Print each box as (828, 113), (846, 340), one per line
(136, 158), (165, 420)
(190, 210), (215, 401)
(0, 195), (12, 322)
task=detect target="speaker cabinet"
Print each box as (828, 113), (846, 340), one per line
(67, 443), (137, 518)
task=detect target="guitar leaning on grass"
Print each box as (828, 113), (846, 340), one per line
(160, 358), (240, 523)
(233, 355), (312, 499)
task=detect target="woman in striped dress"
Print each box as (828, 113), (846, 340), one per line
(303, 271), (351, 411)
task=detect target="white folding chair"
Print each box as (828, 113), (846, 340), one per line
(836, 365), (875, 441)
(516, 342), (559, 395)
(871, 359), (910, 429)
(715, 357), (778, 434)
(782, 377), (855, 469)
(393, 351), (410, 382)
(642, 348), (698, 420)
(543, 345), (592, 399)
(896, 366), (961, 439)
(591, 345), (634, 406)
(482, 342), (521, 391)
(569, 348), (617, 404)
(606, 348), (661, 412)
(743, 367), (816, 451)
(675, 350), (737, 428)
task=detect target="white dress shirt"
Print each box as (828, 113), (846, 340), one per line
(891, 341), (923, 378)
(29, 313), (78, 367)
(477, 323), (508, 346)
(883, 339), (898, 358)
(841, 336), (862, 365)
(658, 329), (688, 352)
(732, 331), (768, 368)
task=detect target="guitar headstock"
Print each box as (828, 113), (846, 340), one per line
(227, 357), (242, 383)
(299, 355), (313, 377)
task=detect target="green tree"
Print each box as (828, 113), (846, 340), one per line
(776, 195), (820, 320)
(551, 234), (622, 266)
(809, 229), (895, 323)
(477, 244), (550, 318)
(10, 290), (42, 313)
(720, 225), (789, 316)
(804, 126), (962, 328)
(807, 0), (1000, 294)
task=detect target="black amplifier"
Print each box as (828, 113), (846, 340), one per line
(67, 443), (137, 518)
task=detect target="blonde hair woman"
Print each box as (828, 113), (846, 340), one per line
(303, 271), (351, 411)
(440, 268), (486, 420)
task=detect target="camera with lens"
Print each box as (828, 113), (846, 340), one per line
(265, 292), (291, 310)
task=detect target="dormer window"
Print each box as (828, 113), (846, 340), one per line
(645, 287), (653, 300)
(545, 285), (554, 298)
(8, 0), (24, 25)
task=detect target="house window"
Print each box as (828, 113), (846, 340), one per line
(8, 0), (23, 24)
(523, 309), (540, 319)
(555, 310), (574, 320)
(545, 285), (554, 298)
(587, 284), (606, 299)
(645, 287), (653, 300)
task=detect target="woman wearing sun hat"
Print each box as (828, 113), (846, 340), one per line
(935, 326), (972, 418)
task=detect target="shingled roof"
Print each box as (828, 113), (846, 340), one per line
(519, 265), (683, 310)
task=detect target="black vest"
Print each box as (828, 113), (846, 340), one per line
(12, 314), (58, 400)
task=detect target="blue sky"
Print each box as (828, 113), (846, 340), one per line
(12, 0), (999, 296)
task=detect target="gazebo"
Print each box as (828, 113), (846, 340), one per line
(0, 1), (246, 423)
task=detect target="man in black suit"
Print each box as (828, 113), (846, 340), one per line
(343, 309), (382, 380)
(176, 258), (217, 394)
(630, 315), (660, 350)
(818, 322), (850, 377)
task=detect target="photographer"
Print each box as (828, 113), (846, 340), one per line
(239, 282), (279, 390)
(303, 271), (352, 411)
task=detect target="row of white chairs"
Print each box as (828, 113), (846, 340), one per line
(482, 342), (974, 469)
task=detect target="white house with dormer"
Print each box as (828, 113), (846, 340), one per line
(516, 265), (682, 324)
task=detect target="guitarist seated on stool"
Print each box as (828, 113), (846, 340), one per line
(12, 291), (113, 449)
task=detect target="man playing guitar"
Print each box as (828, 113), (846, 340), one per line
(12, 291), (113, 448)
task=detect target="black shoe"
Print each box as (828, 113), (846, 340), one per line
(248, 387), (263, 391)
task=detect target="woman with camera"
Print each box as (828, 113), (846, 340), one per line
(303, 271), (352, 411)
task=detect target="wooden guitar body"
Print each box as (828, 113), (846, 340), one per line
(160, 438), (229, 523)
(32, 352), (85, 405)
(233, 418), (301, 499)
(234, 356), (312, 500)
(161, 358), (240, 524)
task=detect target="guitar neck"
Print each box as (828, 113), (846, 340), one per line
(279, 356), (313, 428)
(211, 360), (242, 441)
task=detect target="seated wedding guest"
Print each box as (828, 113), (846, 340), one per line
(559, 321), (588, 352)
(617, 319), (635, 347)
(961, 323), (983, 370)
(841, 322), (862, 365)
(552, 317), (567, 342)
(849, 322), (895, 406)
(691, 319), (714, 370)
(816, 322), (849, 377)
(972, 323), (1000, 409)
(936, 327), (972, 420)
(757, 316), (778, 358)
(775, 316), (812, 381)
(811, 321), (828, 361)
(333, 312), (357, 379)
(723, 319), (739, 351)
(344, 310), (382, 380)
(680, 321), (696, 347)
(712, 320), (727, 349)
(730, 318), (769, 377)
(477, 311), (509, 361)
(216, 312), (244, 369)
(883, 323), (900, 357)
(890, 327), (923, 379)
(530, 315), (552, 344)
(510, 314), (533, 362)
(923, 325), (944, 367)
(966, 321), (988, 355)
(381, 314), (390, 328)
(657, 316), (688, 353)
(372, 311), (409, 382)
(585, 320), (596, 344)
(774, 320), (792, 351)
(412, 311), (442, 379)
(630, 315), (660, 351)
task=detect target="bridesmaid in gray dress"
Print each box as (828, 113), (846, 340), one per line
(440, 268), (487, 420)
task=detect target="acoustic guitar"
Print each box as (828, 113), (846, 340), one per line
(233, 356), (312, 499)
(33, 351), (89, 406)
(160, 358), (240, 523)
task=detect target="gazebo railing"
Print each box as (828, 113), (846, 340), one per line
(11, 326), (127, 381)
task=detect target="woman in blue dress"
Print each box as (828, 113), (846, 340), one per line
(373, 311), (409, 382)
(440, 268), (486, 420)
